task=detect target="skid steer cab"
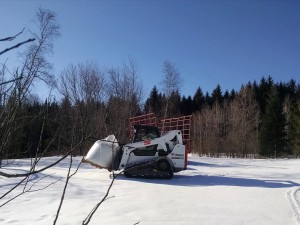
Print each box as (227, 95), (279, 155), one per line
(83, 125), (187, 179)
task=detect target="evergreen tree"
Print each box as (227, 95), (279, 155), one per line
(181, 95), (193, 115)
(205, 91), (212, 107)
(144, 86), (162, 115)
(223, 90), (230, 103)
(277, 82), (287, 103)
(229, 89), (236, 101)
(192, 87), (205, 112)
(255, 76), (274, 115)
(211, 84), (223, 105)
(286, 79), (298, 107)
(168, 90), (181, 117)
(259, 89), (288, 157)
(223, 88), (237, 104)
(296, 84), (300, 99)
(58, 96), (73, 153)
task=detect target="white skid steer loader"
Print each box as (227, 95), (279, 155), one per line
(83, 125), (187, 179)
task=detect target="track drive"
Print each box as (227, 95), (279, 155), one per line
(124, 157), (173, 179)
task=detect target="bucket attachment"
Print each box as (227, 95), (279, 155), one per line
(82, 135), (120, 171)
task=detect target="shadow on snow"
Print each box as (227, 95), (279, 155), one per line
(117, 174), (299, 188)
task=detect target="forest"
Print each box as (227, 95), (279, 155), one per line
(1, 8), (300, 166)
(144, 77), (300, 158)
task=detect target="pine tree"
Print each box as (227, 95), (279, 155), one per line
(205, 92), (212, 107)
(168, 90), (181, 117)
(255, 76), (274, 115)
(286, 79), (298, 111)
(259, 89), (288, 157)
(144, 86), (162, 115)
(192, 87), (205, 112)
(211, 84), (223, 105)
(181, 95), (193, 115)
(229, 89), (236, 101)
(223, 90), (230, 103)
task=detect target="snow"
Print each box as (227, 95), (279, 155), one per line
(1, 155), (300, 225)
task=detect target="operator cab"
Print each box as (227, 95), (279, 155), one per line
(132, 125), (160, 143)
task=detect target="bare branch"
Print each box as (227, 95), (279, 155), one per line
(0, 188), (26, 207)
(82, 171), (123, 225)
(0, 76), (23, 86)
(82, 171), (121, 225)
(0, 38), (36, 56)
(53, 155), (74, 225)
(0, 174), (62, 207)
(0, 28), (25, 41)
(27, 174), (62, 193)
(0, 176), (28, 200)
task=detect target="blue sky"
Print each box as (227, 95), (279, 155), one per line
(1, 0), (300, 99)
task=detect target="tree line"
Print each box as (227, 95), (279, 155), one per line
(145, 76), (300, 158)
(2, 73), (299, 161)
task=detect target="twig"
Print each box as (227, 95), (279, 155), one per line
(27, 176), (62, 193)
(0, 176), (28, 200)
(0, 174), (61, 207)
(0, 28), (25, 42)
(82, 171), (121, 225)
(0, 189), (25, 207)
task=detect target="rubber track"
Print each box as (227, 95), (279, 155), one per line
(124, 157), (173, 179)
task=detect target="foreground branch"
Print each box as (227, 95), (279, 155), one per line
(0, 38), (35, 56)
(0, 28), (25, 42)
(0, 76), (23, 86)
(53, 156), (82, 225)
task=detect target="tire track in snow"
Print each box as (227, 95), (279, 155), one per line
(288, 187), (300, 225)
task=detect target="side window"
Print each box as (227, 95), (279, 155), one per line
(133, 144), (158, 156)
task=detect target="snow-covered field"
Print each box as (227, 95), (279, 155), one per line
(1, 155), (300, 225)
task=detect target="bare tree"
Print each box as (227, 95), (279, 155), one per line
(0, 8), (60, 166)
(193, 87), (259, 158)
(226, 86), (259, 157)
(57, 61), (107, 154)
(18, 7), (60, 95)
(106, 58), (143, 142)
(58, 62), (106, 104)
(161, 60), (182, 97)
(160, 60), (183, 131)
(194, 102), (226, 156)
